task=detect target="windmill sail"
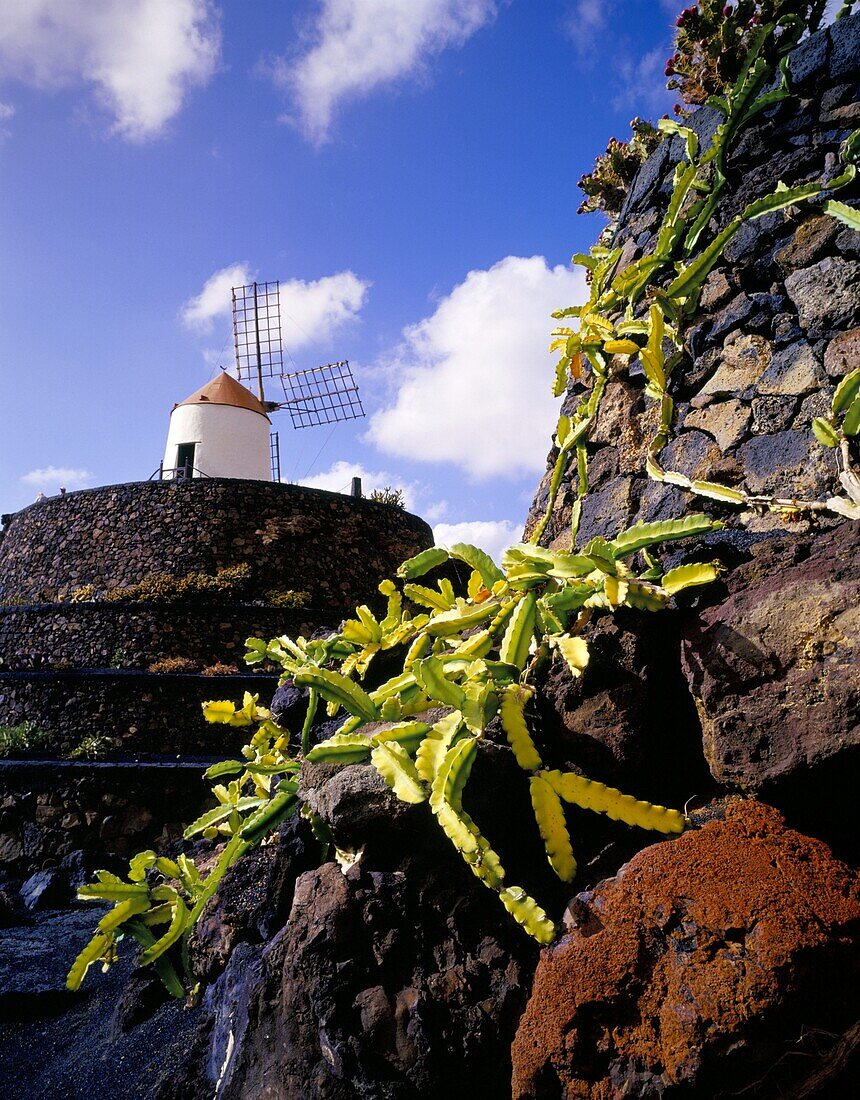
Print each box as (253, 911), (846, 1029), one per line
(232, 281), (284, 400)
(232, 280), (365, 429)
(279, 361), (365, 428)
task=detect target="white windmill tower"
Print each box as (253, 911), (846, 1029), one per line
(160, 280), (365, 482)
(162, 371), (273, 480)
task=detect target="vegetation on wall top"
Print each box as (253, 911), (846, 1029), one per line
(667, 0), (837, 109)
(577, 118), (663, 219)
(1, 567), (310, 611)
(578, 0), (858, 222)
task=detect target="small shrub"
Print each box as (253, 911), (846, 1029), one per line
(265, 589), (311, 608)
(68, 734), (113, 760)
(201, 662), (240, 677)
(104, 563), (253, 605)
(368, 486), (407, 508)
(0, 722), (50, 757)
(147, 656), (201, 674)
(578, 117), (663, 218)
(110, 648), (128, 669)
(256, 516), (302, 544)
(69, 584), (96, 603)
(213, 563), (253, 589)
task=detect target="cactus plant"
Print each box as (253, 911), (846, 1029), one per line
(68, 3), (860, 1000)
(548, 25), (860, 533)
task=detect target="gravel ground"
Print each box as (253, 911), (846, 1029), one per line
(0, 906), (209, 1100)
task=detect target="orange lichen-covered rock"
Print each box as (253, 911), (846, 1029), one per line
(511, 800), (860, 1099)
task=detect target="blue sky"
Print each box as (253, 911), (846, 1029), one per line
(0, 0), (686, 559)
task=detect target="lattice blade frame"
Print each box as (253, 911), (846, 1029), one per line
(279, 361), (365, 429)
(232, 281), (284, 390)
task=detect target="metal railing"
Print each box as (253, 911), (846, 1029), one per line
(148, 462), (212, 481)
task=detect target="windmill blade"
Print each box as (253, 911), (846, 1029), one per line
(232, 281), (284, 399)
(232, 280), (364, 428)
(278, 361), (366, 430)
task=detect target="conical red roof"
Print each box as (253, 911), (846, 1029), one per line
(175, 372), (270, 420)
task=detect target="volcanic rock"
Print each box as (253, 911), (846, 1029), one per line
(189, 813), (318, 985)
(681, 522), (860, 851)
(216, 859), (537, 1099)
(511, 800), (860, 1099)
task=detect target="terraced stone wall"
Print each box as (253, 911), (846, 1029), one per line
(0, 759), (214, 878)
(0, 479), (432, 607)
(0, 479), (432, 753)
(0, 605), (323, 671)
(0, 671), (279, 758)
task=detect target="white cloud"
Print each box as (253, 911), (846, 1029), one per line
(367, 255), (588, 480)
(181, 265), (371, 352)
(280, 272), (371, 350)
(573, 0), (604, 29)
(0, 100), (13, 140)
(423, 499), (449, 522)
(0, 1), (220, 141)
(21, 465), (92, 491)
(433, 519), (521, 564)
(563, 0), (608, 54)
(180, 263), (252, 332)
(299, 459), (418, 508)
(272, 0), (497, 143)
(566, 2), (673, 108)
(612, 45), (674, 114)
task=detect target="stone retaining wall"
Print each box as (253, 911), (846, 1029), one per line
(0, 671), (279, 757)
(0, 758), (214, 877)
(0, 479), (431, 753)
(0, 479), (432, 606)
(525, 13), (860, 544)
(0, 603), (336, 671)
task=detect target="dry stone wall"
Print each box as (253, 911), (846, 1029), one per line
(0, 478), (432, 607)
(508, 21), (860, 1096)
(0, 478), (432, 755)
(0, 758), (214, 880)
(0, 604), (325, 671)
(0, 671), (279, 757)
(525, 13), (860, 545)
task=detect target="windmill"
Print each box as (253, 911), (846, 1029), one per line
(231, 280), (365, 481)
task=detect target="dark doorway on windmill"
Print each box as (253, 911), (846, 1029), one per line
(176, 443), (196, 479)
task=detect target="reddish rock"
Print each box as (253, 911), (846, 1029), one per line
(592, 379), (660, 476)
(511, 800), (860, 1099)
(824, 324), (860, 379)
(775, 214), (839, 273)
